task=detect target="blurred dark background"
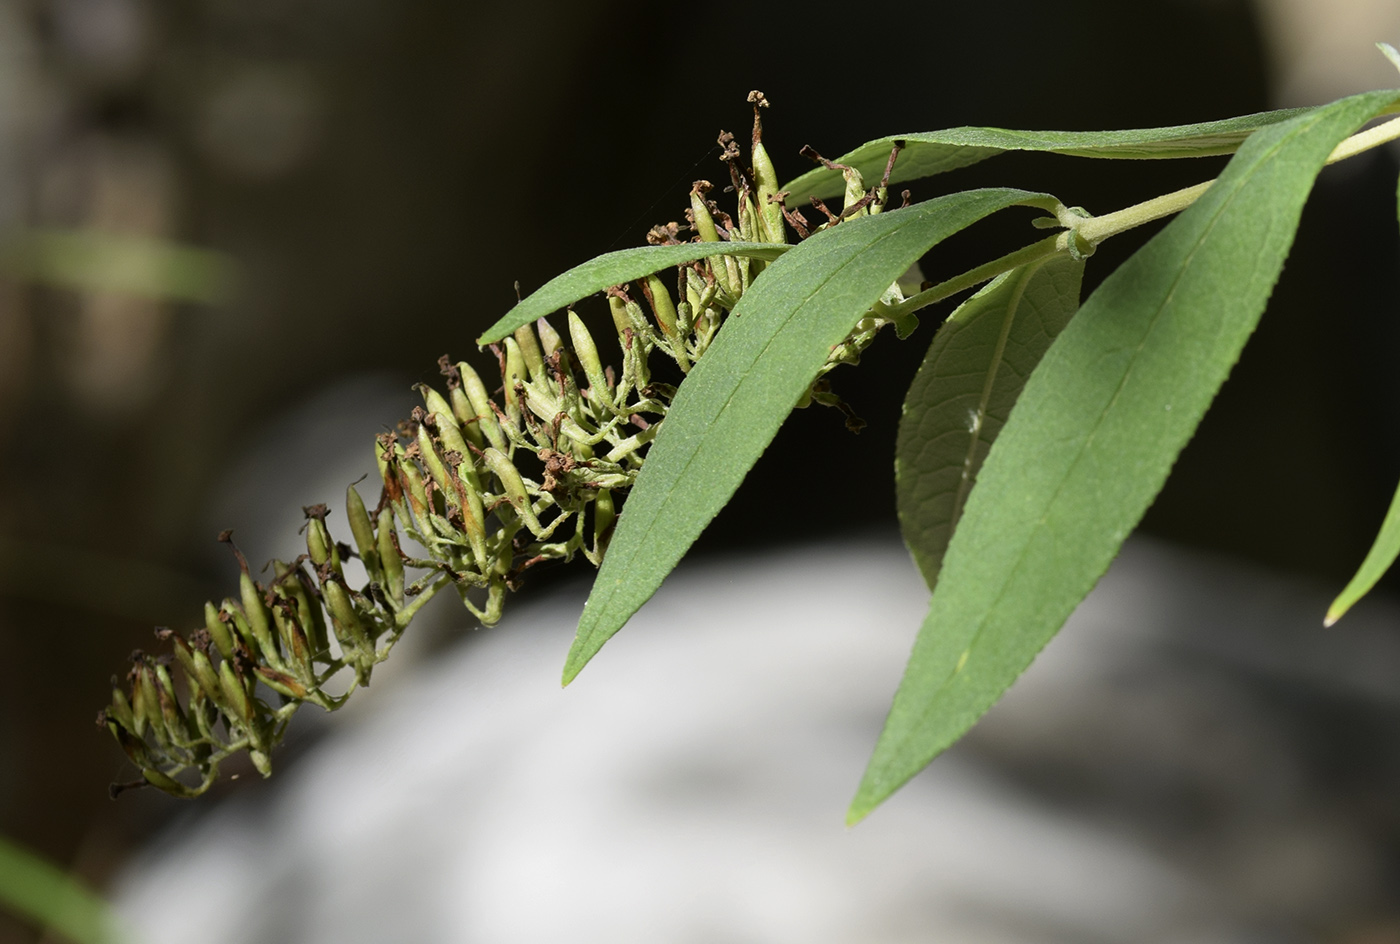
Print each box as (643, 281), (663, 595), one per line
(2, 0), (1399, 935)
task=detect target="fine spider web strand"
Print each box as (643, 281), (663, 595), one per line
(601, 143), (722, 253)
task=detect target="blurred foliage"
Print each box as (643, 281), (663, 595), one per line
(0, 835), (123, 944)
(0, 230), (233, 303)
(5, 0), (1400, 930)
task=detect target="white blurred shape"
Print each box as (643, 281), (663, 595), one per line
(114, 536), (1294, 944)
(1254, 0), (1400, 105)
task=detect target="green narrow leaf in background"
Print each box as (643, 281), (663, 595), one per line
(896, 253), (1084, 591)
(477, 242), (789, 345)
(850, 88), (1400, 824)
(564, 187), (1060, 684)
(1325, 144), (1400, 626)
(783, 107), (1313, 204)
(0, 834), (123, 944)
(0, 229), (233, 304)
(1327, 482), (1400, 625)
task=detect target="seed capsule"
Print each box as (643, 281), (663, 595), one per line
(608, 294), (633, 340)
(685, 266), (704, 314)
(535, 317), (564, 358)
(503, 337), (528, 426)
(375, 436), (403, 509)
(153, 662), (186, 740)
(255, 666), (308, 700)
(417, 384), (455, 427)
(240, 572), (281, 667)
(220, 600), (258, 655)
(172, 635), (221, 703)
(840, 165), (866, 215)
(482, 447), (545, 537)
(143, 768), (196, 798)
(273, 560), (328, 660)
(417, 420), (454, 497)
(346, 484), (381, 579)
(279, 612), (313, 682)
(432, 412), (487, 568)
(304, 515), (342, 577)
(749, 99), (786, 244)
(106, 686), (137, 732)
(376, 507), (405, 607)
(568, 311), (614, 412)
(401, 457), (433, 534)
(689, 181), (721, 243)
(218, 660), (253, 726)
(324, 578), (372, 653)
(109, 721), (152, 768)
(594, 487), (616, 557)
(434, 411), (471, 463)
(457, 360), (508, 453)
(449, 386), (484, 448)
(642, 274), (679, 339)
(514, 324), (547, 383)
(204, 601), (235, 660)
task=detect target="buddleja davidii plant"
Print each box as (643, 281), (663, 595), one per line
(555, 52), (1400, 826)
(98, 92), (844, 798)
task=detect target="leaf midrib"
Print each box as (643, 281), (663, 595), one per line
(889, 110), (1321, 760)
(949, 262), (1041, 542)
(580, 216), (919, 630)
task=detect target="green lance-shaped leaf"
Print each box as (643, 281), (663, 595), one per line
(1327, 479), (1400, 626)
(784, 108), (1316, 204)
(477, 242), (791, 345)
(849, 89), (1400, 825)
(563, 187), (1060, 685)
(1327, 159), (1400, 627)
(0, 834), (126, 944)
(896, 253), (1084, 591)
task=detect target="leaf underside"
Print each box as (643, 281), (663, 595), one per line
(783, 107), (1314, 204)
(849, 88), (1400, 825)
(477, 242), (789, 345)
(896, 253), (1085, 592)
(564, 188), (1058, 685)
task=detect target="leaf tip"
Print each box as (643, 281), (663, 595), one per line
(1323, 603), (1345, 628)
(1377, 42), (1400, 74)
(844, 802), (872, 828)
(846, 771), (891, 827)
(560, 646), (588, 687)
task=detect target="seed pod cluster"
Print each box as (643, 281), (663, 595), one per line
(100, 93), (917, 798)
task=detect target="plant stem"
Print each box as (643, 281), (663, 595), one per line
(885, 234), (1062, 321)
(889, 113), (1400, 323)
(394, 573), (452, 628)
(1073, 182), (1212, 244)
(1078, 113), (1400, 244)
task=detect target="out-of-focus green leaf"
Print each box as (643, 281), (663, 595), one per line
(850, 88), (1400, 825)
(0, 834), (124, 944)
(564, 188), (1059, 685)
(1327, 479), (1400, 625)
(783, 107), (1314, 204)
(896, 253), (1083, 591)
(477, 242), (789, 345)
(0, 229), (233, 304)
